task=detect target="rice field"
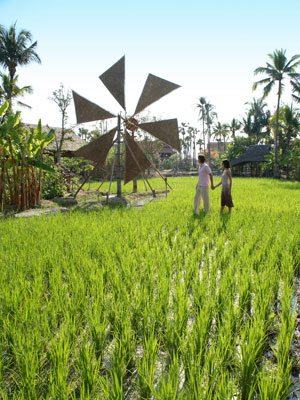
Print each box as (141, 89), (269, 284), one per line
(0, 177), (299, 399)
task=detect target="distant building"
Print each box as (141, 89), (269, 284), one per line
(231, 145), (272, 177)
(158, 144), (177, 159)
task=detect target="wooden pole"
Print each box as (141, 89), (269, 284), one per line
(122, 132), (155, 197)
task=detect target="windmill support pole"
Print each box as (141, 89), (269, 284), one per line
(148, 161), (173, 191)
(122, 132), (155, 196)
(74, 160), (101, 198)
(117, 114), (122, 197)
(96, 150), (124, 192)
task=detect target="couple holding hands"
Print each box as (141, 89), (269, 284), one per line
(194, 155), (234, 215)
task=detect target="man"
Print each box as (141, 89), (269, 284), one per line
(194, 155), (214, 214)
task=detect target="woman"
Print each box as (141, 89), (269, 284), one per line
(213, 159), (234, 214)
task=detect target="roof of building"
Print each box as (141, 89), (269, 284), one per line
(23, 123), (85, 152)
(231, 144), (271, 166)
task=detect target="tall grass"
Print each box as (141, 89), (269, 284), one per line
(0, 177), (299, 399)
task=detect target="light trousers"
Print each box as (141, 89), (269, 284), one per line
(194, 185), (210, 213)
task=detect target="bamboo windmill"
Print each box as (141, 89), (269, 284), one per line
(68, 56), (181, 197)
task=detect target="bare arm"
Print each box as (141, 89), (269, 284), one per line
(226, 170), (232, 192)
(209, 173), (214, 189)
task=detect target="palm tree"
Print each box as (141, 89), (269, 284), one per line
(253, 49), (300, 177)
(196, 97), (207, 153)
(0, 22), (41, 111)
(0, 73), (33, 109)
(213, 122), (223, 153)
(229, 118), (241, 139)
(291, 79), (300, 103)
(205, 101), (217, 166)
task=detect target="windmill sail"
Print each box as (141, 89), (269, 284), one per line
(72, 127), (117, 164)
(138, 119), (181, 152)
(99, 56), (126, 110)
(72, 91), (116, 123)
(134, 74), (180, 115)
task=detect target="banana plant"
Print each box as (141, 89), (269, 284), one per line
(0, 103), (55, 210)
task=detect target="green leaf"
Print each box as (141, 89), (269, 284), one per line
(27, 158), (55, 172)
(0, 102), (9, 116)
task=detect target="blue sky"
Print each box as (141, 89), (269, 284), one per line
(1, 0), (300, 130)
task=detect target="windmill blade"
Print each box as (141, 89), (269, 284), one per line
(72, 90), (116, 123)
(124, 132), (151, 184)
(134, 74), (180, 115)
(138, 119), (181, 152)
(72, 127), (117, 164)
(99, 56), (126, 110)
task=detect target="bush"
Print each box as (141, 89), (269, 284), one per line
(42, 168), (66, 199)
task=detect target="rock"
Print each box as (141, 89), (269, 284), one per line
(107, 196), (128, 206)
(15, 208), (69, 218)
(82, 202), (103, 211)
(52, 197), (78, 207)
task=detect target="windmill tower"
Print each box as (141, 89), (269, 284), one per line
(69, 56), (181, 198)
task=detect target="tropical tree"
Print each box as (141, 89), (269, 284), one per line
(291, 79), (300, 103)
(49, 83), (72, 164)
(229, 118), (241, 139)
(213, 122), (223, 153)
(269, 104), (300, 178)
(253, 49), (300, 177)
(242, 98), (271, 143)
(0, 103), (54, 210)
(205, 101), (217, 166)
(196, 97), (207, 152)
(0, 72), (33, 109)
(0, 22), (41, 111)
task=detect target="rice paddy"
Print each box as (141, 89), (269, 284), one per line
(0, 177), (299, 399)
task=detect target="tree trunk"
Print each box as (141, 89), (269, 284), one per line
(274, 80), (281, 178)
(8, 66), (16, 113)
(202, 118), (205, 153)
(57, 112), (65, 165)
(20, 153), (25, 210)
(207, 116), (211, 167)
(8, 138), (19, 208)
(0, 150), (5, 206)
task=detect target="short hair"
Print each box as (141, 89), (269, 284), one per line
(222, 159), (231, 168)
(198, 155), (205, 163)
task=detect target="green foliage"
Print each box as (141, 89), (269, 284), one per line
(222, 136), (256, 162)
(42, 165), (65, 199)
(0, 177), (299, 398)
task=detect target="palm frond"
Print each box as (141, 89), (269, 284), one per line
(252, 78), (271, 91)
(262, 80), (275, 98)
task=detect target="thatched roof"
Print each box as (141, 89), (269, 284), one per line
(231, 145), (271, 167)
(23, 123), (85, 152)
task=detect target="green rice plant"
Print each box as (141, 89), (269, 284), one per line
(136, 332), (158, 399)
(164, 275), (189, 363)
(237, 318), (266, 400)
(153, 355), (182, 400)
(0, 177), (300, 397)
(257, 363), (293, 400)
(47, 327), (72, 399)
(74, 334), (101, 397)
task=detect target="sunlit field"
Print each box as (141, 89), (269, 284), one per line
(0, 177), (299, 399)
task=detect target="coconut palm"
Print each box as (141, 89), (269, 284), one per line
(242, 98), (271, 143)
(253, 49), (300, 177)
(0, 72), (33, 109)
(205, 101), (217, 166)
(0, 22), (41, 111)
(196, 97), (207, 152)
(213, 122), (223, 153)
(229, 118), (241, 139)
(291, 79), (300, 103)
